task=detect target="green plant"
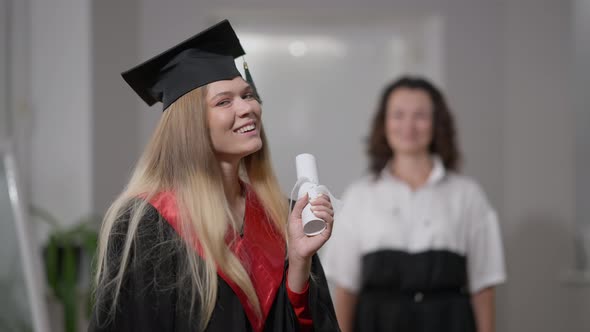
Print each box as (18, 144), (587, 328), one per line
(30, 206), (100, 332)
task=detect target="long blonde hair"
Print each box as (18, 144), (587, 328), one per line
(94, 85), (288, 330)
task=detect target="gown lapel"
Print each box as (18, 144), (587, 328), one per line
(149, 188), (286, 332)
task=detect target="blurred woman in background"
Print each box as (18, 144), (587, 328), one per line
(324, 76), (506, 332)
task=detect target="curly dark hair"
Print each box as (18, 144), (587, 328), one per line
(367, 76), (461, 177)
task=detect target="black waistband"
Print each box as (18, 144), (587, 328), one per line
(362, 285), (469, 302)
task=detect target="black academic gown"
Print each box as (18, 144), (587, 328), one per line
(88, 198), (340, 332)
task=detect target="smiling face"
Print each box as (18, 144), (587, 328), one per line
(206, 76), (263, 162)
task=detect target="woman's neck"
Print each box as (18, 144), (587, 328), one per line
(218, 159), (246, 228)
(390, 152), (433, 190)
(218, 160), (244, 202)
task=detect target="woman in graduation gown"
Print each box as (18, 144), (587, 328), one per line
(323, 77), (506, 332)
(89, 20), (339, 332)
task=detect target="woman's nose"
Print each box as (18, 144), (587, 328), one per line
(235, 98), (254, 116)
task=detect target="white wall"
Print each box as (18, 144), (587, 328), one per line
(0, 0), (8, 140)
(574, 0), (590, 271)
(30, 0), (92, 230)
(7, 0), (33, 208)
(573, 0), (590, 327)
(91, 0), (140, 214)
(502, 0), (589, 331)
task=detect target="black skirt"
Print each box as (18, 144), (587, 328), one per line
(354, 250), (476, 332)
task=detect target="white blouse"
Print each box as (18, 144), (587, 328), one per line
(323, 157), (506, 294)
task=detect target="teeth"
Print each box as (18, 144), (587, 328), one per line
(237, 124), (255, 133)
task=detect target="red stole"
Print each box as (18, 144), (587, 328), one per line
(149, 189), (286, 332)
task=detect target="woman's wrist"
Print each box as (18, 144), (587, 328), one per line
(287, 255), (312, 293)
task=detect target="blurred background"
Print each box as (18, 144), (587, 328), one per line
(0, 0), (589, 331)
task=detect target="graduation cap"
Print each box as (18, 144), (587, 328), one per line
(121, 19), (259, 111)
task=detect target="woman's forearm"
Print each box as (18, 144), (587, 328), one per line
(334, 286), (357, 332)
(471, 287), (496, 332)
(287, 256), (312, 292)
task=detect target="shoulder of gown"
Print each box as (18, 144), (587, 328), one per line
(88, 200), (187, 332)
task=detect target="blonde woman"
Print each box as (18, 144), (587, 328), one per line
(89, 20), (339, 332)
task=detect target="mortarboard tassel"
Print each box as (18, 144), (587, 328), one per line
(243, 60), (262, 104)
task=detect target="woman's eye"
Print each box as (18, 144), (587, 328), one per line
(216, 100), (231, 107)
(243, 93), (255, 100)
(415, 112), (430, 120)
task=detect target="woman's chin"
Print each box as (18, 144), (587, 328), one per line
(240, 140), (263, 157)
(392, 145), (429, 156)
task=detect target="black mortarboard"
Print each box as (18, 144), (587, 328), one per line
(121, 19), (258, 111)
